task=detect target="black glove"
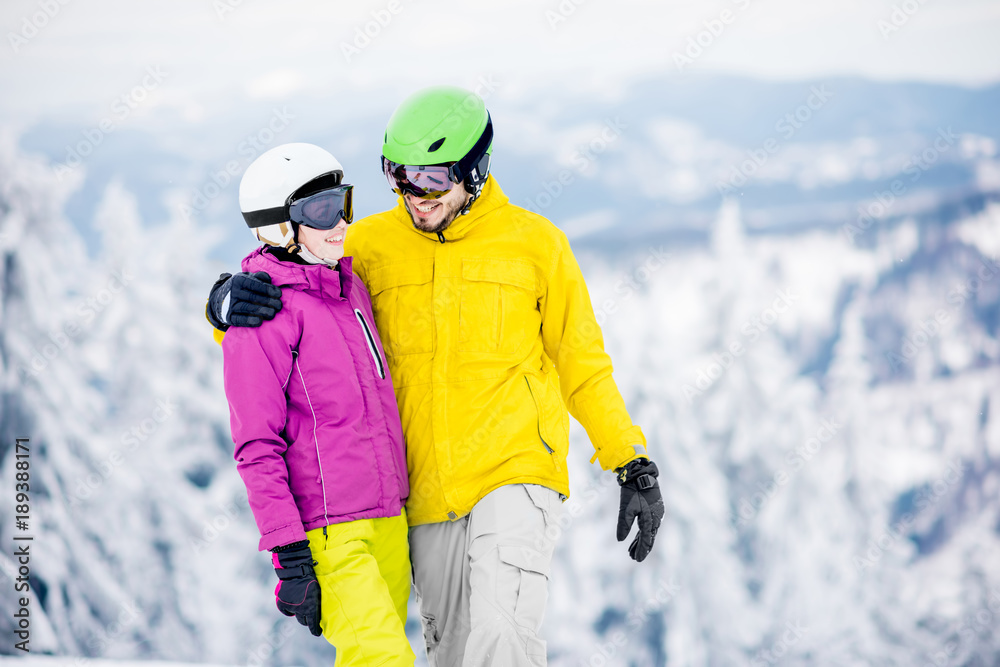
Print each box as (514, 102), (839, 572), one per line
(615, 458), (665, 562)
(271, 541), (322, 636)
(206, 271), (283, 330)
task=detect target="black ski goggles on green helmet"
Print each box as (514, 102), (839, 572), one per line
(289, 184), (354, 229)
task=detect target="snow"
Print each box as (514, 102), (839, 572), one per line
(0, 659), (231, 667)
(2, 99), (999, 664)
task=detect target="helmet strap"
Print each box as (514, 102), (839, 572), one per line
(459, 182), (479, 216)
(288, 223), (337, 266)
(287, 222), (303, 253)
(297, 245), (338, 266)
(458, 153), (491, 216)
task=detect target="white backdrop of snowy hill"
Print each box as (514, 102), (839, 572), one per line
(17, 75), (1000, 262)
(1, 73), (999, 665)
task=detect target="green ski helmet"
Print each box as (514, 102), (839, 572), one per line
(381, 86), (493, 212)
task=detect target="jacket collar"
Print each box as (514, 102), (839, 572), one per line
(242, 247), (352, 300)
(389, 175), (509, 243)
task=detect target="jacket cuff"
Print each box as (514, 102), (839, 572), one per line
(590, 443), (649, 471)
(258, 523), (308, 552)
(206, 272), (233, 332)
(269, 539), (309, 553)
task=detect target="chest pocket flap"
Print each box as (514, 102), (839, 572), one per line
(460, 258), (538, 355)
(366, 259), (435, 356)
(366, 260), (434, 296)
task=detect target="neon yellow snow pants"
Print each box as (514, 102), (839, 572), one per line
(306, 510), (415, 666)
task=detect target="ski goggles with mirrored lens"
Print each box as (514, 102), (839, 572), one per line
(382, 159), (458, 200)
(289, 185), (354, 229)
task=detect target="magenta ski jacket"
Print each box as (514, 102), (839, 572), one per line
(223, 247), (409, 551)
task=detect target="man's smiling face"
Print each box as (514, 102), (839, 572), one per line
(403, 180), (472, 235)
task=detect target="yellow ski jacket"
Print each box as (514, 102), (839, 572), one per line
(345, 176), (647, 526)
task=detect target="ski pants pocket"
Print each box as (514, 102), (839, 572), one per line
(420, 611), (440, 648)
(496, 544), (550, 638)
(523, 483), (563, 533)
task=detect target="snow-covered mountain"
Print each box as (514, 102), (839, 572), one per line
(0, 132), (324, 663)
(2, 73), (999, 665)
(17, 75), (1000, 262)
(547, 194), (1000, 665)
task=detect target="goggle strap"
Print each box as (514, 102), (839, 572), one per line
(243, 206), (288, 229)
(382, 113), (493, 188)
(452, 114), (493, 183)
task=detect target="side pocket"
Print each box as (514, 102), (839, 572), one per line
(523, 484), (563, 534)
(497, 545), (550, 634)
(281, 350), (298, 391)
(524, 376), (554, 454)
(420, 612), (441, 648)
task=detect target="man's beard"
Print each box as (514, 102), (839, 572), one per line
(405, 195), (466, 234)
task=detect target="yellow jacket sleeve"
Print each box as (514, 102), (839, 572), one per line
(539, 230), (647, 471)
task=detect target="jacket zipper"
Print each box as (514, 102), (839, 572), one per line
(296, 358), (329, 526)
(281, 351), (298, 390)
(496, 286), (502, 350)
(524, 377), (555, 454)
(355, 309), (386, 379)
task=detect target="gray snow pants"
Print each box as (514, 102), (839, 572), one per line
(409, 483), (564, 667)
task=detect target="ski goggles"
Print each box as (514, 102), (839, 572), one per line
(289, 184), (354, 229)
(382, 159), (458, 200)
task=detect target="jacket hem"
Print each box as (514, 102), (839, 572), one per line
(259, 523), (308, 552)
(302, 501), (405, 533)
(405, 476), (570, 527)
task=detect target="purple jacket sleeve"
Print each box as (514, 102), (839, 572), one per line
(222, 306), (306, 551)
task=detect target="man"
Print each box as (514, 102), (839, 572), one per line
(208, 86), (664, 666)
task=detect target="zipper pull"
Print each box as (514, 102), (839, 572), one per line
(437, 232), (446, 244)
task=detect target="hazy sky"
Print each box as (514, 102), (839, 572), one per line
(1, 0), (998, 126)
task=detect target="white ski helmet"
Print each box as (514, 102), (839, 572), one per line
(239, 143), (344, 250)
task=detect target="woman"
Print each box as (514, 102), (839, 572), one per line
(221, 143), (413, 666)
